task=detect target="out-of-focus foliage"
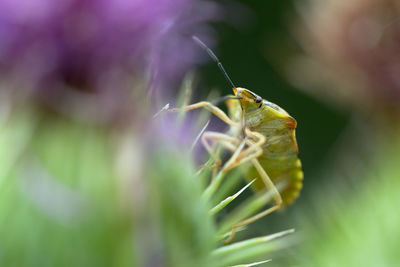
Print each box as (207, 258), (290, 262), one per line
(132, 139), (216, 267)
(0, 108), (215, 267)
(0, 111), (132, 266)
(292, 128), (400, 266)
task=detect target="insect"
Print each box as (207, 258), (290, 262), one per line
(170, 36), (303, 242)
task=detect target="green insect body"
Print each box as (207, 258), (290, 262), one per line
(228, 87), (303, 205)
(166, 36), (303, 242)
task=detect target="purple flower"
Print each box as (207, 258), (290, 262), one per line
(0, 0), (219, 122)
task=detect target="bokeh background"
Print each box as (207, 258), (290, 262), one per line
(1, 0), (400, 266)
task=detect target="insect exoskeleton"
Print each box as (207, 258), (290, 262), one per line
(228, 87), (303, 205)
(168, 36), (303, 242)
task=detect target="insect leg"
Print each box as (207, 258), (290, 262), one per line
(221, 129), (266, 172)
(201, 131), (239, 155)
(201, 131), (246, 173)
(202, 135), (249, 199)
(224, 158), (282, 244)
(251, 158), (282, 206)
(219, 129), (266, 175)
(201, 131), (238, 180)
(201, 131), (264, 172)
(169, 101), (238, 127)
(221, 145), (262, 172)
(242, 130), (266, 156)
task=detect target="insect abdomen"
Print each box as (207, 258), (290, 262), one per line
(245, 151), (303, 205)
(246, 118), (303, 205)
(252, 155), (303, 205)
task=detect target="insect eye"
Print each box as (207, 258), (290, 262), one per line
(255, 96), (262, 103)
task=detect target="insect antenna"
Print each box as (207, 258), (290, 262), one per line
(192, 36), (236, 89)
(212, 96), (243, 105)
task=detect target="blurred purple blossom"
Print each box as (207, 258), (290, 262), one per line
(0, 0), (219, 121)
